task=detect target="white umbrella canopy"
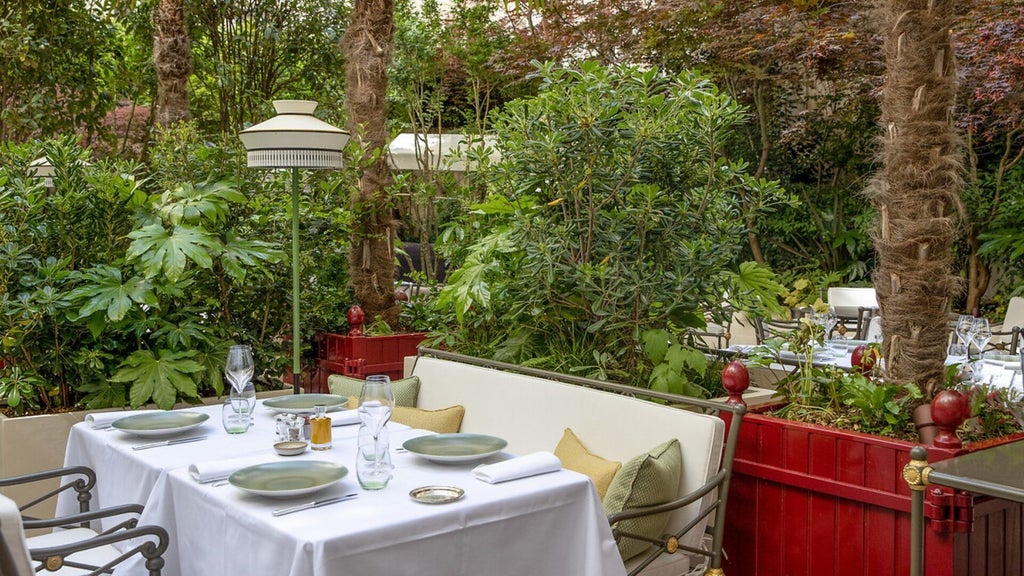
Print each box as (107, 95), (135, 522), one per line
(387, 133), (499, 172)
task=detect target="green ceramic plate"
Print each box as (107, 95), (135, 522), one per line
(111, 411), (210, 438)
(983, 353), (1023, 370)
(229, 461), (348, 498)
(403, 433), (508, 464)
(263, 394), (347, 415)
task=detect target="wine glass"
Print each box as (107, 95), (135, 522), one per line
(814, 310), (839, 359)
(224, 344), (254, 393)
(955, 314), (973, 349)
(971, 317), (992, 362)
(358, 375), (395, 436)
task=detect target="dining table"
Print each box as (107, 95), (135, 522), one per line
(59, 399), (627, 576)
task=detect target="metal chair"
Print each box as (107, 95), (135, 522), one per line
(753, 316), (802, 344)
(0, 466), (168, 575)
(989, 296), (1024, 354)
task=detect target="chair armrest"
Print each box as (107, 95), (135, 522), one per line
(22, 503), (144, 531)
(0, 466), (96, 517)
(28, 523), (169, 576)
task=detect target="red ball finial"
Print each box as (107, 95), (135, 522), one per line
(347, 305), (365, 336)
(931, 389), (965, 449)
(722, 360), (750, 406)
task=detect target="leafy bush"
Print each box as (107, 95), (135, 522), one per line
(434, 61), (785, 386)
(1, 134), (356, 413)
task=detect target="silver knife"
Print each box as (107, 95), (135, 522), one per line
(132, 435), (208, 451)
(272, 493), (359, 517)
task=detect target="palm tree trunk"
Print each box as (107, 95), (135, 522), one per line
(153, 0), (192, 126)
(871, 0), (964, 398)
(343, 0), (399, 327)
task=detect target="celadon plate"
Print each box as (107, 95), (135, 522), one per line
(984, 353), (1023, 370)
(111, 411), (210, 438)
(263, 394), (347, 415)
(403, 433), (508, 464)
(229, 461), (348, 498)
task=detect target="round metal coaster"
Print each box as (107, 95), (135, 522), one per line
(409, 485), (465, 505)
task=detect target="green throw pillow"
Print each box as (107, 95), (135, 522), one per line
(327, 375), (420, 407)
(602, 438), (682, 561)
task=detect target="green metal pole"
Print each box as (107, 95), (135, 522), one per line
(904, 446), (930, 576)
(291, 167), (301, 395)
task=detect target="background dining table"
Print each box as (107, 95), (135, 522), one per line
(59, 400), (627, 576)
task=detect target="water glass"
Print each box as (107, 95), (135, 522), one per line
(222, 398), (252, 434)
(356, 424), (393, 490)
(947, 343), (968, 364)
(955, 315), (973, 348)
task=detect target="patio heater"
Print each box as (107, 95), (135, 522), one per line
(240, 100), (349, 394)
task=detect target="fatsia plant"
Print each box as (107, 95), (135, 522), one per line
(436, 61), (787, 386)
(0, 139), (283, 412)
(68, 180), (281, 409)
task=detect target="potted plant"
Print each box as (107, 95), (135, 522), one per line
(720, 327), (1024, 576)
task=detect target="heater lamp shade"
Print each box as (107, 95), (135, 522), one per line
(239, 100), (349, 169)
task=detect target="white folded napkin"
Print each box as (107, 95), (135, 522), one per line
(188, 456), (270, 484)
(85, 409), (156, 429)
(472, 452), (562, 484)
(329, 410), (361, 427)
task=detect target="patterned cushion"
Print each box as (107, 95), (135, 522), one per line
(554, 428), (621, 500)
(392, 405), (465, 433)
(327, 375), (420, 407)
(602, 439), (682, 561)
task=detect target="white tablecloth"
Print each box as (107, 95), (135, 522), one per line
(61, 401), (626, 576)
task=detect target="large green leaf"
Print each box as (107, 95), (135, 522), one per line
(67, 265), (158, 322)
(127, 223), (222, 281)
(156, 181), (244, 225)
(220, 231), (282, 284)
(110, 349), (204, 409)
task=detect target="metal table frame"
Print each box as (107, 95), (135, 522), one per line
(903, 441), (1024, 576)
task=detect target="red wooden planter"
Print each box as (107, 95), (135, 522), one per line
(723, 411), (1024, 576)
(314, 331), (426, 385)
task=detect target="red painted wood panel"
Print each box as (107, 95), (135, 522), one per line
(722, 412), (1024, 576)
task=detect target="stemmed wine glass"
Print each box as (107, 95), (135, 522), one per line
(224, 344), (255, 427)
(358, 375), (395, 434)
(955, 315), (973, 349)
(357, 375), (395, 489)
(225, 344), (254, 392)
(971, 317), (992, 362)
(814, 310), (839, 359)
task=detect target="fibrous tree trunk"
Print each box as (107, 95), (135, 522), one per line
(343, 0), (399, 327)
(153, 0), (192, 126)
(870, 0), (963, 398)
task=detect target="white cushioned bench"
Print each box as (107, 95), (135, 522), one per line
(411, 348), (745, 576)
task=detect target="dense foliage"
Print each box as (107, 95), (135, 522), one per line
(0, 136), (355, 412)
(432, 62), (786, 389)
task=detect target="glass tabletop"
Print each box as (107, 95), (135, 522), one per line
(928, 439), (1024, 503)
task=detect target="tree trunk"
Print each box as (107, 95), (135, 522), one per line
(870, 0), (964, 398)
(153, 0), (192, 126)
(343, 0), (399, 327)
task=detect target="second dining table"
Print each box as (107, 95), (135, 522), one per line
(61, 399), (627, 576)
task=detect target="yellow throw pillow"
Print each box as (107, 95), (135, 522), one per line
(554, 428), (621, 500)
(391, 405), (465, 434)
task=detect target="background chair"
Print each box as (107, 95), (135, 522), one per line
(753, 316), (802, 344)
(827, 287), (878, 339)
(990, 296), (1024, 354)
(0, 466), (168, 575)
